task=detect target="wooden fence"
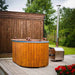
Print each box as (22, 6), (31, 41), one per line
(0, 11), (45, 53)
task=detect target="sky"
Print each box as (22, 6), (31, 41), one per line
(6, 0), (75, 12)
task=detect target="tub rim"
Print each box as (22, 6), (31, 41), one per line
(11, 39), (49, 43)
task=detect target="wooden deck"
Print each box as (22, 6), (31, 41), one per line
(0, 53), (12, 58)
(0, 55), (75, 75)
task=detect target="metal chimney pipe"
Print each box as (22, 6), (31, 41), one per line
(56, 5), (61, 47)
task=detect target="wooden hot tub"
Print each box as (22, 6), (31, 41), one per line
(11, 39), (49, 67)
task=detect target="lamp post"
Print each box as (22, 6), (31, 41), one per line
(56, 5), (61, 47)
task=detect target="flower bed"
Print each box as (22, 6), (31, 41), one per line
(55, 64), (75, 75)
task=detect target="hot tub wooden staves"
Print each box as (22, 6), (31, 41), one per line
(12, 39), (49, 67)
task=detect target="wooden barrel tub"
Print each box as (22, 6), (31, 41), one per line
(11, 39), (49, 67)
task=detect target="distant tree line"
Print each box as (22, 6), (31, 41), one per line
(59, 7), (75, 47)
(0, 0), (8, 11)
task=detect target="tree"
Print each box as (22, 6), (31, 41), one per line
(23, 0), (55, 37)
(26, 0), (34, 7)
(59, 7), (75, 47)
(0, 0), (8, 11)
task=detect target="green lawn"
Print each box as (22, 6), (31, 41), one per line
(49, 44), (75, 55)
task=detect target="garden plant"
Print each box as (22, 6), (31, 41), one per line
(55, 64), (75, 75)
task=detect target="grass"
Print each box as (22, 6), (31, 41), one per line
(49, 42), (75, 55)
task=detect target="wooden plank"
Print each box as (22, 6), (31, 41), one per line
(0, 55), (75, 75)
(0, 53), (12, 58)
(27, 20), (31, 37)
(40, 21), (43, 39)
(0, 59), (28, 74)
(0, 58), (57, 75)
(0, 11), (45, 20)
